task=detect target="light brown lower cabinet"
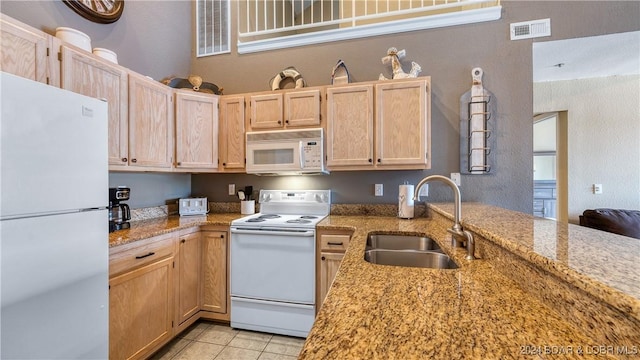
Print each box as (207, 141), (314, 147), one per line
(175, 230), (202, 326)
(317, 230), (353, 310)
(200, 228), (229, 320)
(109, 227), (230, 359)
(109, 233), (176, 360)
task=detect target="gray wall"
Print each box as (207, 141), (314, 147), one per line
(0, 1), (191, 80)
(4, 2), (638, 212)
(191, 1), (640, 212)
(109, 173), (191, 209)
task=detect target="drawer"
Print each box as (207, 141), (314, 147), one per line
(110, 233), (175, 276)
(320, 234), (350, 252)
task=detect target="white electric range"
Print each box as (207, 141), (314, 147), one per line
(229, 190), (330, 338)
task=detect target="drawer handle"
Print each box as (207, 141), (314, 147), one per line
(135, 252), (155, 259)
(327, 242), (343, 246)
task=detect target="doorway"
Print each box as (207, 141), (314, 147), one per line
(533, 112), (568, 222)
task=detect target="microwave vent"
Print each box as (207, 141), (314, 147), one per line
(246, 128), (323, 142)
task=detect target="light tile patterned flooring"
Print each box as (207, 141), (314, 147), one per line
(149, 321), (305, 360)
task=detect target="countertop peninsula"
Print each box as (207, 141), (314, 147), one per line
(301, 203), (640, 359)
(106, 204), (640, 358)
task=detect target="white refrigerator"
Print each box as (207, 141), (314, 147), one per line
(0, 72), (109, 359)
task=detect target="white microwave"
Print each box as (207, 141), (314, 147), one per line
(245, 128), (328, 175)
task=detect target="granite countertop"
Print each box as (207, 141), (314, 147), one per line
(300, 203), (640, 359)
(108, 213), (242, 247)
(108, 203), (639, 358)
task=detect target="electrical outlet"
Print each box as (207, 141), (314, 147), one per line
(374, 184), (383, 196)
(228, 184), (235, 196)
(419, 184), (429, 197)
(593, 184), (603, 194)
(451, 173), (461, 186)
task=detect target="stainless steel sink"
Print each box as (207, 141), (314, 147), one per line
(364, 233), (458, 269)
(364, 249), (459, 269)
(366, 234), (442, 252)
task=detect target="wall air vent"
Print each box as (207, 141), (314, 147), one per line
(510, 18), (551, 40)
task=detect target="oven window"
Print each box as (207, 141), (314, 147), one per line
(253, 149), (294, 165)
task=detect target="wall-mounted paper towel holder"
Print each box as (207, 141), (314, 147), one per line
(459, 67), (496, 174)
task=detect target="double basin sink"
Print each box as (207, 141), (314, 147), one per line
(364, 233), (458, 269)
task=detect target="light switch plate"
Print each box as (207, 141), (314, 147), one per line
(228, 184), (236, 196)
(451, 173), (461, 186)
(374, 184), (383, 196)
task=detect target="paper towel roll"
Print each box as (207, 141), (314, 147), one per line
(398, 184), (415, 219)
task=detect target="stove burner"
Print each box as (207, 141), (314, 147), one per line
(258, 214), (281, 219)
(286, 219), (312, 224)
(299, 215), (318, 219)
(246, 218), (265, 223)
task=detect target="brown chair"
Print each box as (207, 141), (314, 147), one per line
(579, 209), (640, 239)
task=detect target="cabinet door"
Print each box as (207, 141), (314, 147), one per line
(175, 91), (219, 170)
(128, 72), (174, 169)
(219, 95), (246, 171)
(201, 231), (228, 314)
(375, 79), (429, 167)
(109, 256), (174, 360)
(326, 85), (374, 168)
(284, 89), (321, 127)
(0, 14), (49, 84)
(250, 93), (283, 129)
(60, 45), (128, 167)
(176, 232), (201, 325)
(319, 252), (344, 305)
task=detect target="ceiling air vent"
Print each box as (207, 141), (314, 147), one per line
(510, 18), (551, 40)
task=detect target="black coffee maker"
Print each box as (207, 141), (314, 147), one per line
(109, 187), (131, 232)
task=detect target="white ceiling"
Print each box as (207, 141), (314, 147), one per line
(533, 31), (640, 82)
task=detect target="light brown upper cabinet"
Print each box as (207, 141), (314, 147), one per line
(326, 78), (431, 171)
(60, 45), (129, 167)
(219, 95), (246, 172)
(174, 90), (219, 172)
(0, 14), (60, 86)
(127, 72), (174, 170)
(248, 88), (322, 130)
(326, 84), (375, 167)
(375, 79), (430, 169)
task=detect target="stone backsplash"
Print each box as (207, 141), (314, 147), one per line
(130, 202), (428, 221)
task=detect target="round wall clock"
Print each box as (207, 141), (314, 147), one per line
(62, 0), (124, 24)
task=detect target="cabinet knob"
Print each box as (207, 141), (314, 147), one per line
(220, 234), (224, 238)
(122, 157), (128, 162)
(222, 162), (226, 166)
(321, 256), (326, 261)
(181, 239), (186, 243)
(285, 120), (289, 124)
(277, 120), (282, 124)
(176, 162), (181, 165)
(131, 158), (137, 163)
(368, 158), (372, 163)
(377, 158), (381, 163)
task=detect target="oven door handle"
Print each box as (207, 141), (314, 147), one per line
(231, 228), (315, 237)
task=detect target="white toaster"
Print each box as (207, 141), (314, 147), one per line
(179, 197), (208, 216)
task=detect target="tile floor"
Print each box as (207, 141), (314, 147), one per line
(149, 321), (306, 360)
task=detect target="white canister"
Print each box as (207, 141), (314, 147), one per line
(55, 27), (91, 52)
(398, 184), (415, 219)
(241, 200), (255, 215)
(92, 48), (118, 64)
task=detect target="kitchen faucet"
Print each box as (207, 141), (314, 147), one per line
(413, 175), (476, 260)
